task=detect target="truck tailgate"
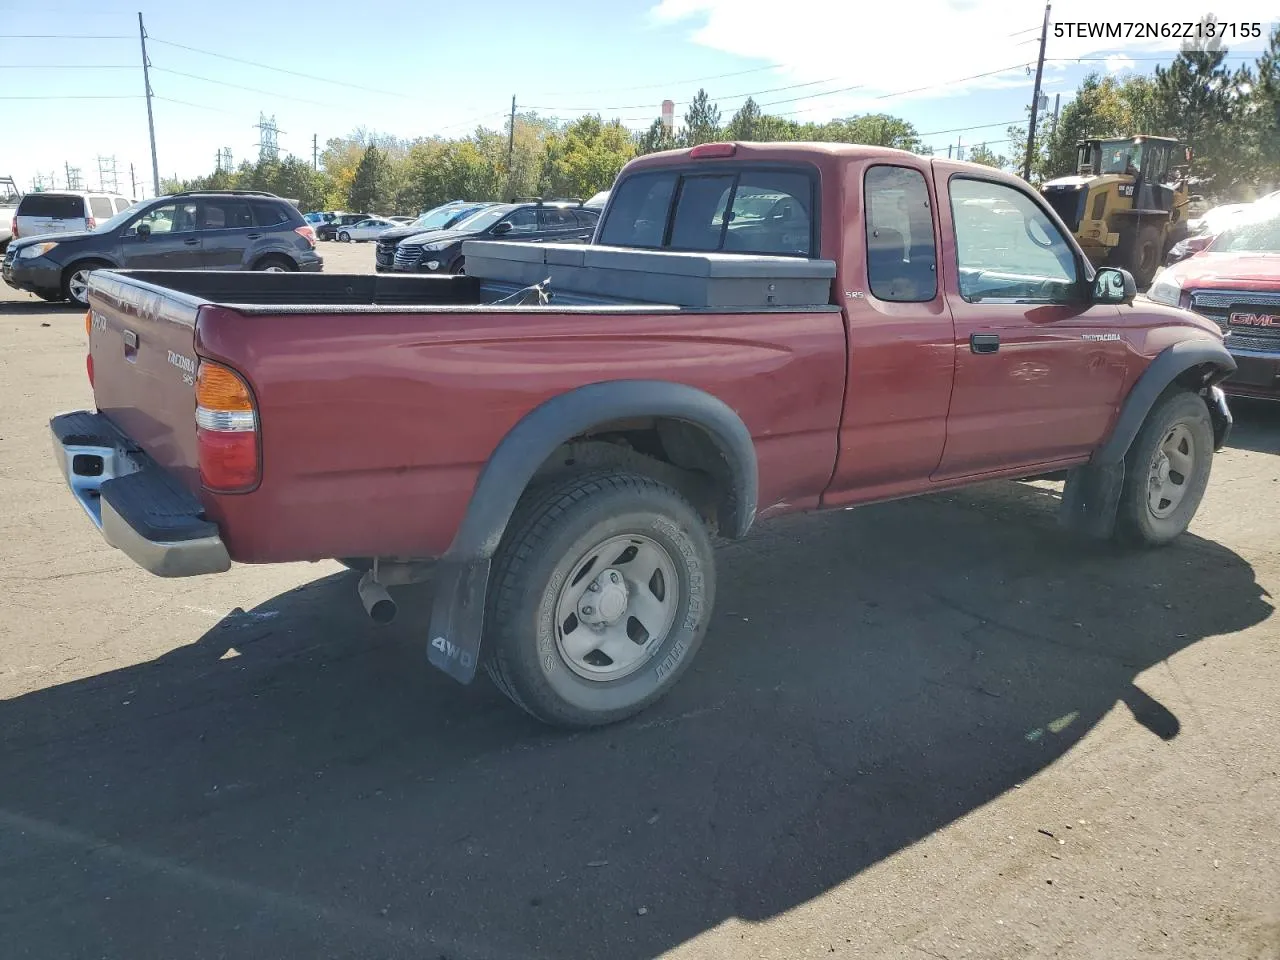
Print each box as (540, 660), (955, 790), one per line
(88, 273), (203, 494)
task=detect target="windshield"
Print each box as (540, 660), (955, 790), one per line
(1100, 140), (1144, 176)
(1216, 210), (1280, 253)
(450, 205), (512, 232)
(414, 204), (482, 230)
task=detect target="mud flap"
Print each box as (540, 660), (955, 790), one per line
(1059, 460), (1125, 540)
(426, 557), (491, 684)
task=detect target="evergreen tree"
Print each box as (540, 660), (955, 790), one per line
(682, 89), (722, 146)
(725, 97), (763, 140)
(348, 145), (392, 213)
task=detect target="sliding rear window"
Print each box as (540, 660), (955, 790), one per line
(599, 166), (816, 257)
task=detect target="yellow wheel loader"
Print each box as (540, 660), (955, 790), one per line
(1040, 136), (1193, 287)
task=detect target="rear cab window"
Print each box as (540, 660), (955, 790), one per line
(18, 194), (85, 219)
(599, 166), (816, 257)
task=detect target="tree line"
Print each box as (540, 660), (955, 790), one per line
(165, 22), (1278, 213)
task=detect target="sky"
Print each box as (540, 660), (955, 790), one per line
(4, 0), (1277, 199)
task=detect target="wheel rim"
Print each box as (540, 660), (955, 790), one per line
(1147, 422), (1196, 519)
(68, 269), (92, 303)
(340, 232), (349, 242)
(262, 264), (286, 273)
(553, 533), (679, 682)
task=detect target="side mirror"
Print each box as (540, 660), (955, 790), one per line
(135, 221), (151, 239)
(1093, 267), (1136, 305)
(491, 221), (512, 236)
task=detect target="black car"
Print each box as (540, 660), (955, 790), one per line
(316, 213), (371, 242)
(2, 189), (322, 306)
(374, 200), (496, 272)
(392, 199), (600, 274)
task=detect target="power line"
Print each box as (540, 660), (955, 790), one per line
(148, 36), (416, 100)
(0, 94), (141, 100)
(524, 76), (840, 113)
(3, 33), (132, 39)
(0, 64), (134, 69)
(528, 64), (780, 98)
(150, 66), (330, 106)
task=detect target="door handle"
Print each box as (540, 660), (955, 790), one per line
(183, 237), (200, 246)
(970, 333), (1000, 354)
(246, 233), (263, 240)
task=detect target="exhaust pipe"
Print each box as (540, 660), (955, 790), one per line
(357, 571), (397, 625)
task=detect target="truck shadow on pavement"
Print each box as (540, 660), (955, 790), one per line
(0, 484), (1271, 960)
(1223, 397), (1280, 455)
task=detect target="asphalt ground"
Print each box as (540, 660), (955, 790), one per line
(1, 239), (1277, 959)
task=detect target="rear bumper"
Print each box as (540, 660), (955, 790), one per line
(298, 253), (324, 273)
(50, 410), (231, 577)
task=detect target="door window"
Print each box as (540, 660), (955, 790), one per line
(864, 165), (937, 302)
(573, 209), (600, 229)
(200, 199), (254, 230)
(89, 197), (114, 219)
(949, 178), (1078, 302)
(500, 208), (539, 234)
(132, 202), (198, 235)
(538, 207), (578, 231)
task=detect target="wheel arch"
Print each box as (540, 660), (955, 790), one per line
(425, 380), (757, 685)
(1094, 339), (1235, 466)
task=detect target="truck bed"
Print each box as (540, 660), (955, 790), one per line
(84, 269), (847, 564)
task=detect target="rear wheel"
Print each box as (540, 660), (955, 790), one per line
(254, 255), (296, 273)
(61, 260), (110, 307)
(484, 471), (715, 728)
(1115, 389), (1214, 546)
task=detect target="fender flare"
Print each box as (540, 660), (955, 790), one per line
(426, 380), (758, 684)
(1093, 339), (1236, 466)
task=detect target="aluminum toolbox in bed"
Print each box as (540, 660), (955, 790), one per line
(463, 241), (836, 308)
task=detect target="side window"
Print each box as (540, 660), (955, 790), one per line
(538, 207), (578, 231)
(573, 209), (600, 229)
(864, 165), (937, 302)
(950, 178), (1077, 302)
(501, 208), (539, 234)
(113, 197), (132, 214)
(669, 175), (734, 250)
(89, 197), (114, 219)
(200, 199), (253, 230)
(132, 202), (198, 235)
(251, 200), (288, 226)
(599, 172), (676, 247)
(723, 171), (813, 256)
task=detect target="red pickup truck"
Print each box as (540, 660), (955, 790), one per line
(52, 142), (1235, 728)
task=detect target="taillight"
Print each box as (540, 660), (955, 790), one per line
(86, 217), (96, 231)
(294, 225), (316, 248)
(85, 310), (94, 387)
(10, 216), (16, 239)
(195, 360), (260, 492)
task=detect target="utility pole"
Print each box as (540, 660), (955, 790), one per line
(312, 133), (319, 171)
(1022, 1), (1051, 182)
(138, 12), (160, 198)
(947, 144), (953, 160)
(956, 136), (963, 162)
(506, 95), (516, 175)
(1051, 92), (1061, 139)
(130, 162), (139, 198)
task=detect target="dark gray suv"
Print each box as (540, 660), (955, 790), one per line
(2, 189), (322, 306)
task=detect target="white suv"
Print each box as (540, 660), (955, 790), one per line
(12, 190), (134, 242)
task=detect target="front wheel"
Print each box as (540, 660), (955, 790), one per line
(338, 231), (351, 243)
(484, 471), (716, 728)
(62, 261), (109, 307)
(1115, 389), (1214, 546)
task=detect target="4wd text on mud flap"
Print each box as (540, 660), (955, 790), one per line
(432, 636), (475, 670)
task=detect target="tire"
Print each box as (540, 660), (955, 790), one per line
(484, 471), (716, 728)
(1115, 389), (1214, 547)
(61, 260), (110, 307)
(1124, 224), (1163, 288)
(450, 257), (466, 275)
(338, 231), (351, 243)
(254, 255), (296, 273)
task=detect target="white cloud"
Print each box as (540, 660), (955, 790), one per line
(650, 0), (1277, 103)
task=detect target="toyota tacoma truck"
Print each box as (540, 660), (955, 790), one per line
(50, 142), (1235, 728)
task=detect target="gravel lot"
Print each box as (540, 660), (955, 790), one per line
(1, 240), (1278, 959)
